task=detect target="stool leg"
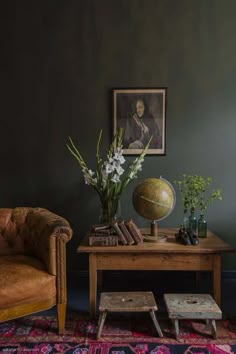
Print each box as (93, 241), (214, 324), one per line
(173, 319), (179, 339)
(210, 320), (217, 339)
(96, 311), (107, 339)
(149, 310), (163, 337)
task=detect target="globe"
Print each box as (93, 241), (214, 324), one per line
(132, 177), (176, 241)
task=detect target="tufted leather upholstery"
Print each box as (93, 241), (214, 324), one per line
(0, 207), (73, 334)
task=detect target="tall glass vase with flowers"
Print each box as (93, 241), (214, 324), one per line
(66, 129), (151, 224)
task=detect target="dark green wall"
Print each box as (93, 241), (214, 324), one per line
(1, 0), (236, 271)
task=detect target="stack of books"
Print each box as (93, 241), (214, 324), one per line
(112, 219), (143, 245)
(88, 224), (118, 246)
(88, 219), (143, 246)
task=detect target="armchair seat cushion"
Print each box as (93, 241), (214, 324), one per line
(0, 255), (56, 309)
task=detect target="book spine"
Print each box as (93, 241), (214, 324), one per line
(118, 221), (135, 245)
(125, 220), (143, 244)
(112, 221), (128, 245)
(89, 235), (118, 246)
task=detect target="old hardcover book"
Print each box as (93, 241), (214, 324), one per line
(90, 224), (114, 236)
(91, 223), (111, 231)
(118, 220), (135, 245)
(125, 219), (143, 244)
(89, 234), (118, 246)
(112, 221), (127, 245)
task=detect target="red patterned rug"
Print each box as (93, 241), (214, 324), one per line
(0, 315), (236, 353)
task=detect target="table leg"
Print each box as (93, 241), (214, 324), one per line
(89, 253), (97, 317)
(212, 254), (221, 306)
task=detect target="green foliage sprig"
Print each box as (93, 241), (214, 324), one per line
(198, 181), (222, 212)
(174, 174), (222, 214)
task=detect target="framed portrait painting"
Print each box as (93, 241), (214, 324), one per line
(113, 88), (167, 155)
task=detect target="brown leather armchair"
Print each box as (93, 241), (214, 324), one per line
(0, 207), (73, 334)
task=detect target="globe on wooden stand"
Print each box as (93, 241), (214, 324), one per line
(132, 177), (176, 242)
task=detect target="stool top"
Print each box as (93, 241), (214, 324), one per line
(99, 291), (158, 312)
(164, 293), (222, 319)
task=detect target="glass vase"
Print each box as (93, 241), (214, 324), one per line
(182, 212), (189, 229)
(198, 214), (207, 237)
(99, 197), (121, 224)
(188, 210), (197, 233)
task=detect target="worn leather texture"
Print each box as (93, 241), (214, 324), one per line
(0, 255), (56, 308)
(0, 207), (73, 323)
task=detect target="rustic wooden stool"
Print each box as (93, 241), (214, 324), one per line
(97, 291), (163, 339)
(164, 293), (222, 339)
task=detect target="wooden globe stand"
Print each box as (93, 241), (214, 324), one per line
(143, 220), (167, 243)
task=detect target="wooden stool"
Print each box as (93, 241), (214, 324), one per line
(97, 291), (163, 339)
(164, 293), (222, 339)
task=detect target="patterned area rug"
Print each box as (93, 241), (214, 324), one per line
(0, 315), (236, 353)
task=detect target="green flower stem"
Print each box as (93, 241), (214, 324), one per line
(66, 129), (152, 221)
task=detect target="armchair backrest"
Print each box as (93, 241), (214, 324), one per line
(0, 207), (33, 256)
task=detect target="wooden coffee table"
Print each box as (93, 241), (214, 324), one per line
(77, 228), (234, 317)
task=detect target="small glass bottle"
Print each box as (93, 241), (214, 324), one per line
(198, 214), (207, 237)
(182, 212), (189, 229)
(188, 210), (197, 233)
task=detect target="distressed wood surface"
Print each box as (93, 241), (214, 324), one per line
(164, 293), (222, 339)
(78, 228), (234, 254)
(95, 253), (213, 270)
(97, 291), (163, 339)
(99, 291), (158, 312)
(164, 293), (222, 319)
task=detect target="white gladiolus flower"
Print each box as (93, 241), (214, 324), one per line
(88, 169), (95, 176)
(115, 165), (125, 176)
(104, 162), (115, 174)
(107, 156), (114, 164)
(129, 171), (135, 179)
(84, 175), (90, 185)
(113, 152), (125, 164)
(111, 174), (120, 183)
(83, 169), (97, 185)
(101, 169), (109, 179)
(67, 128), (151, 222)
(136, 164), (142, 171)
(119, 155), (126, 164)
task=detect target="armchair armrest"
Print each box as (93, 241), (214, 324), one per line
(26, 208), (73, 276)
